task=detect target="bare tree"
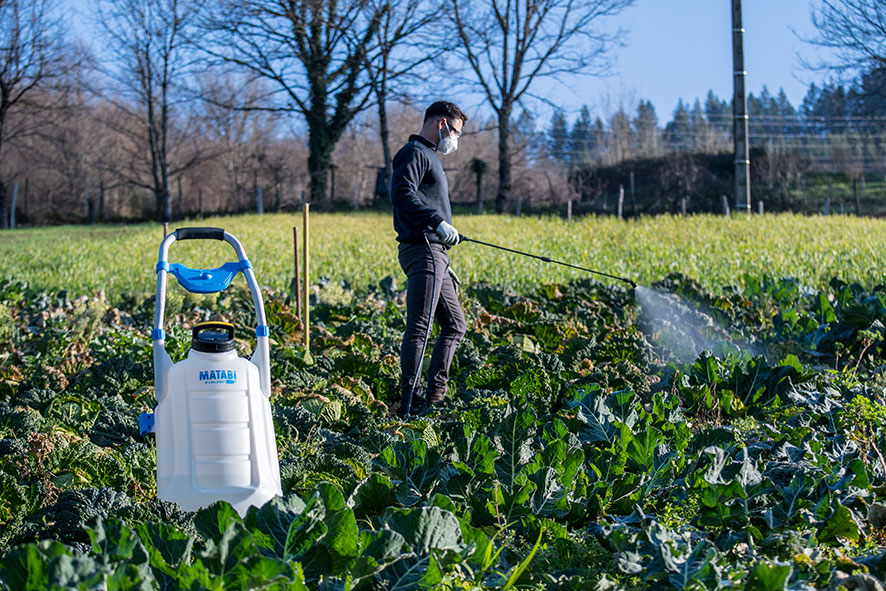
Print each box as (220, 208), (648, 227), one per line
(446, 0), (634, 213)
(96, 0), (199, 222)
(0, 0), (70, 228)
(198, 0), (386, 204)
(197, 72), (280, 210)
(363, 0), (439, 207)
(808, 0), (886, 73)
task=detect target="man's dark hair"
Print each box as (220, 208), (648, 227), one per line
(424, 101), (468, 125)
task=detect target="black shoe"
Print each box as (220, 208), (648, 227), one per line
(426, 390), (445, 405)
(398, 393), (427, 416)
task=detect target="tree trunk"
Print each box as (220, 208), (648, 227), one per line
(0, 109), (6, 229)
(376, 70), (393, 208)
(0, 179), (7, 230)
(98, 177), (105, 222)
(0, 101), (6, 229)
(476, 170), (483, 214)
(495, 105), (512, 214)
(307, 93), (332, 203)
(156, 186), (171, 223)
(307, 140), (331, 204)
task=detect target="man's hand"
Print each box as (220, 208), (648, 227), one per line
(435, 220), (460, 245)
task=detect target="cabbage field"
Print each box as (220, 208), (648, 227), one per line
(2, 213), (886, 590)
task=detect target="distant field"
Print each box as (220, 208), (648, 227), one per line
(2, 212), (886, 299)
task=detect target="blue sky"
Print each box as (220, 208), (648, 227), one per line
(542, 0), (834, 119)
(67, 0), (834, 123)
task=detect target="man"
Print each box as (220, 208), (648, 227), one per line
(390, 101), (468, 416)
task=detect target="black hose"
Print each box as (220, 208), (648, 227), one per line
(458, 234), (637, 288)
(404, 232), (438, 415)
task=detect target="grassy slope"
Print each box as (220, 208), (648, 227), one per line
(2, 212), (885, 298)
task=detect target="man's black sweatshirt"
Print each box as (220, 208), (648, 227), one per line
(391, 134), (451, 244)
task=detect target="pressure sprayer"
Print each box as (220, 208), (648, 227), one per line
(139, 227), (281, 516)
(402, 232), (636, 416)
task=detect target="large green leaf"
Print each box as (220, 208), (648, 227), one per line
(377, 440), (444, 506)
(450, 426), (497, 476)
(308, 483), (360, 569)
(743, 562), (791, 591)
(376, 554), (441, 591)
(198, 518), (263, 579)
(766, 473), (814, 530)
(133, 521), (195, 586)
(244, 494), (312, 559)
(194, 501), (245, 541)
(626, 426), (663, 473)
(817, 501), (860, 545)
(529, 467), (568, 517)
(86, 518), (149, 566)
(564, 384), (620, 445)
(0, 541), (70, 591)
(351, 530), (407, 583)
(607, 389), (640, 430)
(349, 473), (397, 515)
(384, 507), (464, 555)
(665, 542), (720, 590)
(493, 408), (536, 489)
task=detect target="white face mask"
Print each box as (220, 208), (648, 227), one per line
(438, 121), (459, 155)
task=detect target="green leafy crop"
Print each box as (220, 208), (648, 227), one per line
(5, 228), (886, 588)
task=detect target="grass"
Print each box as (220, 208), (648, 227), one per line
(2, 212), (886, 300)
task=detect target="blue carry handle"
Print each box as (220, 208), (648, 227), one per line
(160, 260), (254, 294)
(153, 227), (269, 339)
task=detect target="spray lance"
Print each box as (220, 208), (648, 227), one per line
(457, 234), (638, 288)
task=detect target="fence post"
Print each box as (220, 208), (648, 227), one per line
(353, 181), (359, 211)
(824, 198), (830, 216)
(757, 200), (764, 215)
(617, 184), (624, 220)
(163, 222), (169, 237)
(9, 181), (18, 229)
(629, 171), (635, 215)
(722, 195), (730, 217)
(860, 173), (866, 215)
(22, 178), (28, 219)
(567, 199), (572, 221)
(681, 198), (687, 217)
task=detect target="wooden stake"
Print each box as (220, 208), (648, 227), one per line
(293, 227), (301, 321)
(163, 222), (169, 237)
(303, 204), (310, 352)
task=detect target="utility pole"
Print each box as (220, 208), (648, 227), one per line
(732, 0), (751, 213)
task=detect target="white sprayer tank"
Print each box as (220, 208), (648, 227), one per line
(146, 227), (281, 516)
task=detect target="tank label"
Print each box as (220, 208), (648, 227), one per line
(198, 369), (237, 384)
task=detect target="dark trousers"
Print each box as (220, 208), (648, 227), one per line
(398, 242), (466, 402)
